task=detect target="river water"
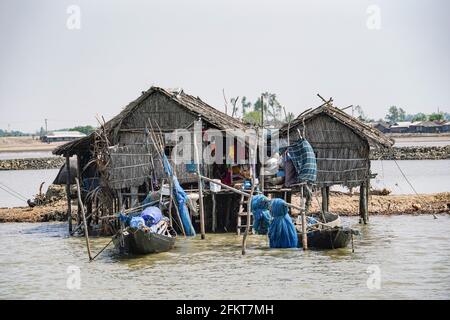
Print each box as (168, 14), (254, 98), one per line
(0, 215), (449, 299)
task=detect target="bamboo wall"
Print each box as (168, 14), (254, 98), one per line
(108, 91), (200, 189)
(288, 114), (370, 187)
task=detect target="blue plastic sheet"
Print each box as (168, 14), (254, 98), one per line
(268, 198), (298, 248)
(251, 195), (272, 235)
(162, 155), (196, 236)
(141, 206), (163, 226)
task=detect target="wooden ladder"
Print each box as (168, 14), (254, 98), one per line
(236, 193), (253, 235)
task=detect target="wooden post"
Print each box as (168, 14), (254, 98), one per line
(212, 193), (217, 232)
(242, 129), (258, 255)
(359, 181), (368, 224)
(321, 186), (328, 213)
(130, 186), (139, 208)
(168, 179), (174, 227)
(194, 121), (206, 239)
(260, 94), (264, 194)
(75, 178), (92, 261)
(300, 187), (308, 250)
(65, 155), (72, 233)
(76, 154), (82, 227)
(365, 178), (370, 222)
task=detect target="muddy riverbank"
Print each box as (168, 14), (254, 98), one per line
(299, 192), (450, 216)
(2, 192), (448, 223)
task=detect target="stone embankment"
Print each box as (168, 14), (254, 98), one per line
(0, 157), (64, 170)
(370, 146), (449, 160)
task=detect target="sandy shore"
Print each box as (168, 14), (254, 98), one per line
(0, 200), (68, 223)
(293, 192), (450, 216)
(0, 136), (65, 153)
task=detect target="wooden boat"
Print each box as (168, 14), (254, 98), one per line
(297, 212), (358, 250)
(113, 227), (176, 255)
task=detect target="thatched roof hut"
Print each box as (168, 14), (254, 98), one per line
(279, 100), (393, 223)
(280, 101), (393, 188)
(54, 86), (248, 189)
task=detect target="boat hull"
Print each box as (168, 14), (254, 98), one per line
(298, 227), (353, 250)
(113, 229), (176, 255)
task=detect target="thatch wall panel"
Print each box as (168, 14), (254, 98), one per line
(121, 92), (197, 131)
(288, 114), (370, 187)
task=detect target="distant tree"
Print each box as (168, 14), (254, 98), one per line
(254, 92), (284, 125)
(385, 106), (406, 123)
(230, 97), (240, 117)
(242, 111), (262, 125)
(443, 112), (450, 121)
(285, 112), (295, 123)
(411, 113), (427, 122)
(0, 129), (28, 137)
(240, 96), (252, 116)
(354, 105), (368, 121)
(65, 125), (96, 135)
(428, 113), (444, 121)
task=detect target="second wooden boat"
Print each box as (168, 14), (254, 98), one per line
(297, 212), (358, 250)
(113, 226), (176, 255)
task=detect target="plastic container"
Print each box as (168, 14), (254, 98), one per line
(210, 179), (222, 193)
(161, 184), (171, 196)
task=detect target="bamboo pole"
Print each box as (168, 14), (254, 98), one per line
(76, 154), (82, 227)
(212, 193), (217, 233)
(168, 179), (174, 227)
(321, 187), (328, 213)
(300, 187), (308, 250)
(242, 166), (256, 255)
(193, 121), (206, 239)
(75, 177), (92, 261)
(65, 155), (72, 233)
(242, 129), (259, 255)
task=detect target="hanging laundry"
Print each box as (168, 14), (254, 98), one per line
(287, 139), (317, 183)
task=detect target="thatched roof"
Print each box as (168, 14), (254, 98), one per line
(54, 86), (247, 156)
(52, 158), (77, 184)
(280, 102), (394, 148)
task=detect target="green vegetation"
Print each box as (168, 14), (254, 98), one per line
(385, 106), (407, 123)
(231, 92), (293, 126)
(0, 129), (28, 137)
(383, 106), (449, 124)
(60, 125), (96, 135)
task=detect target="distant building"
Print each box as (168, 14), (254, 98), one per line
(442, 121), (450, 133)
(409, 121), (442, 134)
(42, 131), (87, 143)
(389, 121), (413, 134)
(370, 121), (390, 133)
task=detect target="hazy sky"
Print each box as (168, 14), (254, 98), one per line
(0, 0), (449, 132)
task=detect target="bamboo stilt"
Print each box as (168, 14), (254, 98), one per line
(193, 123), (206, 239)
(75, 177), (92, 261)
(65, 155), (72, 233)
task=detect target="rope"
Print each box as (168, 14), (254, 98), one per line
(393, 159), (438, 219)
(0, 183), (28, 202)
(0, 182), (28, 200)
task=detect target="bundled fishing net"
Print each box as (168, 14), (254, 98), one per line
(268, 198), (298, 248)
(251, 195), (272, 235)
(163, 155), (196, 236)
